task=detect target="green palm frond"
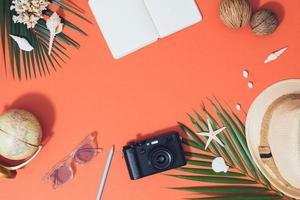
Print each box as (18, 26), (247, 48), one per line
(0, 0), (90, 80)
(169, 99), (294, 199)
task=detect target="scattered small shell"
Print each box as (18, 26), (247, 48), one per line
(248, 81), (254, 88)
(242, 70), (249, 78)
(212, 157), (229, 173)
(236, 104), (241, 111)
(264, 47), (288, 64)
(9, 34), (34, 51)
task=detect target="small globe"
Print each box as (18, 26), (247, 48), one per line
(0, 109), (42, 161)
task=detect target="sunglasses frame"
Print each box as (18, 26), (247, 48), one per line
(43, 132), (102, 188)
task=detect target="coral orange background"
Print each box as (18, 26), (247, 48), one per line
(0, 0), (300, 199)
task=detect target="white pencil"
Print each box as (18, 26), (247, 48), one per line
(96, 145), (115, 200)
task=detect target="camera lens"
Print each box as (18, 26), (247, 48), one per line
(150, 148), (173, 170)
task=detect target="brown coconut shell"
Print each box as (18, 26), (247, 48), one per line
(251, 9), (279, 36)
(220, 0), (252, 29)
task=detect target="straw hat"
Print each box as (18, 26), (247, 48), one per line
(246, 79), (300, 199)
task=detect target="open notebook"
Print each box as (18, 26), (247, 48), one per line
(89, 0), (202, 59)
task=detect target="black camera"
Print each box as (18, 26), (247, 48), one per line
(123, 132), (186, 180)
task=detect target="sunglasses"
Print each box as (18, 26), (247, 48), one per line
(43, 132), (102, 188)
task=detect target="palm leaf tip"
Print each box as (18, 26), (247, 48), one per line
(177, 121), (205, 149)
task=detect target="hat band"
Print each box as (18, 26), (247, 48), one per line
(259, 93), (300, 192)
(258, 146), (274, 160)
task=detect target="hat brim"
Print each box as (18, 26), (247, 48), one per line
(246, 79), (300, 199)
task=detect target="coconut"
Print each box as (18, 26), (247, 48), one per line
(219, 0), (252, 29)
(251, 8), (279, 36)
(0, 109), (42, 161)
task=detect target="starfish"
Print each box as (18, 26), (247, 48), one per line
(196, 119), (226, 150)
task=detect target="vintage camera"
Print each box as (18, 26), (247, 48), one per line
(123, 132), (186, 180)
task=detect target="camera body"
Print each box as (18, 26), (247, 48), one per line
(123, 132), (186, 180)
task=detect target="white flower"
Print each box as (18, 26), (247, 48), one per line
(10, 0), (49, 29)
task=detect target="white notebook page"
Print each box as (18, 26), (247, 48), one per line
(144, 0), (202, 38)
(89, 0), (158, 59)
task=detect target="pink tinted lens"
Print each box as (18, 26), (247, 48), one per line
(50, 165), (73, 187)
(74, 144), (98, 164)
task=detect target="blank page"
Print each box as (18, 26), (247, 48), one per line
(143, 0), (202, 38)
(89, 0), (159, 59)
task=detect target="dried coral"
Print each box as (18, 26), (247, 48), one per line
(10, 0), (49, 29)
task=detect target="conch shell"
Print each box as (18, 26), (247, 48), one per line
(46, 12), (63, 55)
(9, 35), (34, 51)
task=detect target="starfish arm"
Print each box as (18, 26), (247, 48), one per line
(196, 132), (210, 137)
(207, 119), (213, 132)
(205, 136), (213, 150)
(214, 127), (226, 135)
(213, 135), (225, 147)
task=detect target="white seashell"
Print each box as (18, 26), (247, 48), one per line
(9, 34), (34, 51)
(55, 23), (63, 34)
(46, 12), (63, 55)
(212, 157), (229, 173)
(264, 47), (288, 64)
(236, 103), (241, 111)
(248, 81), (254, 89)
(242, 70), (249, 78)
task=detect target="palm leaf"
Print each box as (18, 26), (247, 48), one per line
(51, 0), (91, 23)
(187, 160), (212, 167)
(181, 138), (206, 152)
(178, 122), (205, 150)
(186, 195), (282, 200)
(184, 151), (214, 160)
(0, 0), (90, 79)
(177, 167), (245, 177)
(171, 186), (269, 194)
(167, 175), (257, 184)
(209, 100), (257, 179)
(0, 1), (7, 73)
(169, 99), (293, 199)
